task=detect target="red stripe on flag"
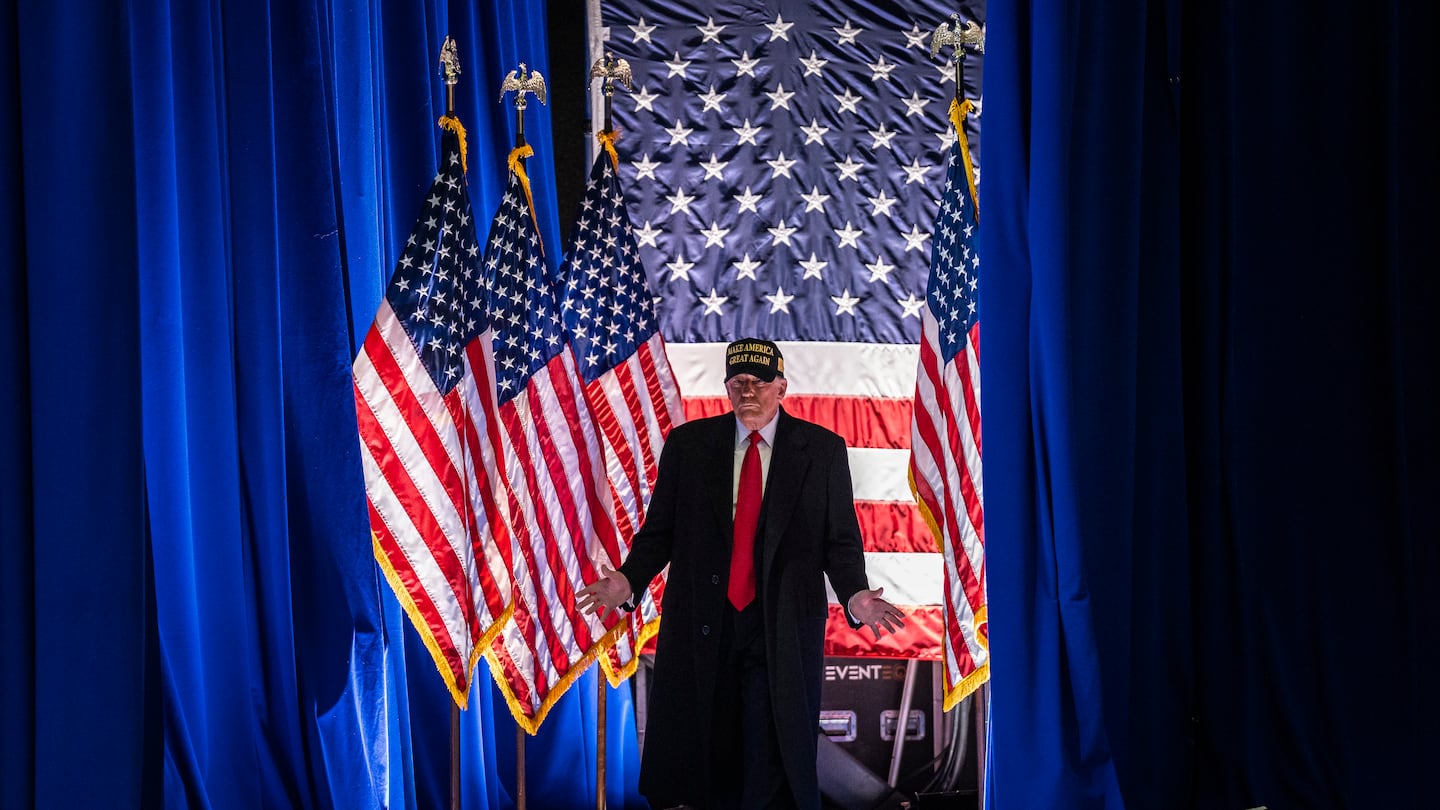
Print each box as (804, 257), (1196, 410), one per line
(354, 373), (478, 641)
(855, 500), (935, 553)
(824, 604), (943, 660)
(453, 342), (512, 623)
(946, 346), (984, 611)
(924, 338), (980, 683)
(545, 357), (620, 576)
(498, 396), (578, 690)
(683, 395), (913, 450)
(584, 367), (645, 540)
(633, 340), (670, 479)
(611, 359), (653, 490)
(366, 499), (467, 678)
(361, 328), (475, 539)
(504, 417), (587, 671)
(487, 628), (536, 712)
(963, 324), (982, 456)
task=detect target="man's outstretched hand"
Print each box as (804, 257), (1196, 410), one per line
(847, 587), (907, 640)
(576, 565), (632, 623)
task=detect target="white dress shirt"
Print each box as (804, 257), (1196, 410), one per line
(732, 412), (779, 515)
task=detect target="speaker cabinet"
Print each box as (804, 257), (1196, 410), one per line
(818, 657), (940, 797)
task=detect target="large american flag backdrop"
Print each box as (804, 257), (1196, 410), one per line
(593, 0), (987, 688)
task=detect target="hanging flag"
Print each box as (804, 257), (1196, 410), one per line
(560, 133), (687, 684)
(479, 146), (627, 733)
(353, 115), (515, 707)
(909, 98), (987, 709)
(596, 0), (986, 659)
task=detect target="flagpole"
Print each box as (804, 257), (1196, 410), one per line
(499, 62), (547, 262)
(500, 62), (547, 153)
(450, 702), (461, 810)
(975, 681), (990, 807)
(954, 20), (988, 791)
(930, 13), (986, 104)
(497, 63), (549, 810)
(590, 51), (631, 134)
(440, 36), (458, 118)
(929, 12), (989, 800)
(435, 36), (467, 810)
(583, 51), (631, 810)
(955, 49), (966, 101)
(597, 676), (608, 810)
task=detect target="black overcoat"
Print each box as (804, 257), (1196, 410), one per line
(619, 407), (870, 809)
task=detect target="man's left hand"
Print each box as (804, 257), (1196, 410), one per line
(847, 587), (907, 639)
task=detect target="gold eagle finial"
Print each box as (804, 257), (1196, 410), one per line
(588, 51), (632, 92)
(499, 62), (547, 106)
(439, 36), (460, 86)
(930, 14), (985, 58)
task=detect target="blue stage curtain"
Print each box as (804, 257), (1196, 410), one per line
(1, 7), (38, 810)
(1180, 2), (1439, 807)
(3, 2), (156, 808)
(984, 0), (1437, 807)
(1, 1), (643, 808)
(982, 0), (1186, 805)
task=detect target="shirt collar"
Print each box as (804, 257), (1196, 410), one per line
(735, 411), (780, 449)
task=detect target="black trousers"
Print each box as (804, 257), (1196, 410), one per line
(704, 603), (797, 810)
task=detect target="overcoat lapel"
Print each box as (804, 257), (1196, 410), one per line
(706, 416), (735, 530)
(760, 409), (811, 577)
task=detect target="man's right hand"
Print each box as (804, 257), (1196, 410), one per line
(576, 565), (633, 623)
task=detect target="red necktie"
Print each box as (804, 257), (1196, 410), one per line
(729, 430), (762, 610)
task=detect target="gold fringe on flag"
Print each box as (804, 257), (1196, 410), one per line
(597, 610), (662, 686)
(483, 620), (629, 734)
(506, 144), (545, 257)
(947, 98), (980, 220)
(372, 532), (514, 708)
(597, 128), (622, 171)
(438, 114), (469, 174)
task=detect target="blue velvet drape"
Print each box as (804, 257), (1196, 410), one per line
(10, 0), (1439, 807)
(2, 1), (642, 808)
(983, 0), (1437, 807)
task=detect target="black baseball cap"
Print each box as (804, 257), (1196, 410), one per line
(724, 338), (785, 382)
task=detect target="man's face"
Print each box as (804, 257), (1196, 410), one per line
(726, 374), (787, 430)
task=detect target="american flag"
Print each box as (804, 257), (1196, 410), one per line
(597, 0), (985, 659)
(910, 99), (988, 708)
(353, 117), (514, 707)
(560, 142), (686, 683)
(478, 150), (628, 733)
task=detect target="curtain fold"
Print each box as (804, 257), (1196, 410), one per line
(4, 1), (642, 807)
(4, 1), (156, 808)
(1181, 1), (1440, 807)
(0, 6), (37, 810)
(13, 0), (1435, 806)
(983, 0), (1437, 807)
(983, 0), (1185, 805)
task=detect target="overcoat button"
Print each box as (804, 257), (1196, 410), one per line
(711, 574), (720, 584)
(701, 624), (711, 636)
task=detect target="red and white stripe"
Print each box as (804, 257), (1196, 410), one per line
(353, 300), (515, 707)
(910, 310), (988, 709)
(667, 341), (945, 661)
(482, 346), (629, 732)
(582, 333), (686, 683)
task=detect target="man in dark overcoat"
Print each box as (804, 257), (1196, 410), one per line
(578, 338), (905, 810)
